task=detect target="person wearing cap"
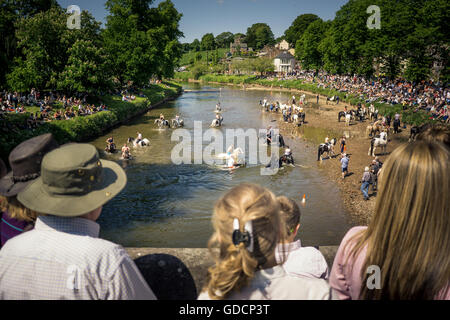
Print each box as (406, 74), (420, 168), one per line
(0, 143), (156, 300)
(0, 134), (59, 247)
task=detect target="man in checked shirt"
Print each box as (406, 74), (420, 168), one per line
(0, 143), (156, 300)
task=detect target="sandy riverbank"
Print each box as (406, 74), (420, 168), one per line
(266, 88), (409, 225)
(180, 79), (411, 224)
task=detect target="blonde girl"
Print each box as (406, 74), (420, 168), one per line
(198, 183), (330, 300)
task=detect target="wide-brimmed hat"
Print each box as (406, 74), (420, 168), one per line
(0, 133), (59, 197)
(18, 143), (127, 217)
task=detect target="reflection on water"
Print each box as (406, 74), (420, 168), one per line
(90, 83), (350, 247)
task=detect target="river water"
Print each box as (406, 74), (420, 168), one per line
(90, 83), (350, 247)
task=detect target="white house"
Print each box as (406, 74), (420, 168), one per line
(273, 51), (296, 73)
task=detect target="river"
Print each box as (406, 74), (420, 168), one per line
(90, 83), (350, 247)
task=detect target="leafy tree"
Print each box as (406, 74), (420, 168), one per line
(245, 23), (275, 50)
(234, 33), (246, 42)
(191, 39), (200, 51)
(251, 58), (274, 75)
(284, 14), (320, 46)
(0, 0), (60, 88)
(215, 32), (234, 48)
(103, 0), (182, 85)
(201, 33), (215, 51)
(296, 19), (328, 71)
(57, 39), (111, 94)
(7, 7), (101, 91)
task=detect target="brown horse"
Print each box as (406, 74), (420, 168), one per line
(366, 120), (384, 137)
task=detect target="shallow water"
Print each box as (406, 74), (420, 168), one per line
(90, 83), (350, 247)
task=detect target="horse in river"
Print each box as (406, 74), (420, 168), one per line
(127, 137), (150, 147)
(317, 138), (337, 161)
(171, 118), (184, 128)
(210, 115), (223, 128)
(155, 119), (170, 128)
(368, 131), (388, 156)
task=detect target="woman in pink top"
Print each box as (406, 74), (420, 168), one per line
(330, 141), (450, 299)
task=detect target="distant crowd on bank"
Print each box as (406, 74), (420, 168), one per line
(269, 71), (449, 123)
(0, 121), (448, 300)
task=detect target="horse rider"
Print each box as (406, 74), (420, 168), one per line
(136, 131), (143, 144)
(280, 146), (294, 166)
(216, 113), (223, 125)
(122, 143), (131, 159)
(175, 114), (180, 125)
(106, 136), (115, 152)
(159, 114), (165, 121)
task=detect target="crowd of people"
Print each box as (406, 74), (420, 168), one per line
(267, 71), (449, 123)
(0, 121), (448, 300)
(0, 89), (115, 131)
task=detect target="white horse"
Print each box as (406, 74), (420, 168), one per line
(128, 137), (150, 147)
(216, 146), (245, 168)
(210, 116), (223, 127)
(368, 131), (387, 156)
(345, 113), (352, 126)
(171, 118), (184, 128)
(155, 119), (170, 128)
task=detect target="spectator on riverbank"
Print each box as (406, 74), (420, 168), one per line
(275, 196), (328, 279)
(330, 141), (450, 299)
(360, 167), (371, 201)
(340, 153), (349, 179)
(0, 134), (59, 247)
(340, 136), (347, 154)
(370, 160), (380, 192)
(198, 183), (330, 300)
(0, 143), (156, 299)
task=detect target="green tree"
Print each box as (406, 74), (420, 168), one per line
(57, 39), (111, 94)
(7, 7), (101, 91)
(252, 58), (274, 75)
(215, 32), (234, 48)
(0, 0), (60, 88)
(296, 19), (328, 71)
(246, 23), (275, 50)
(191, 39), (200, 51)
(284, 14), (320, 47)
(103, 0), (182, 85)
(201, 33), (216, 51)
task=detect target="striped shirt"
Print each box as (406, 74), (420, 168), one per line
(0, 215), (156, 300)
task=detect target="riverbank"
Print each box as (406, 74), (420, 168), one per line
(177, 77), (412, 225)
(0, 82), (182, 163)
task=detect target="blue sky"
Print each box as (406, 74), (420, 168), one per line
(57, 0), (348, 43)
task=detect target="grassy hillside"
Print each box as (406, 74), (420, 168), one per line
(178, 48), (229, 66)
